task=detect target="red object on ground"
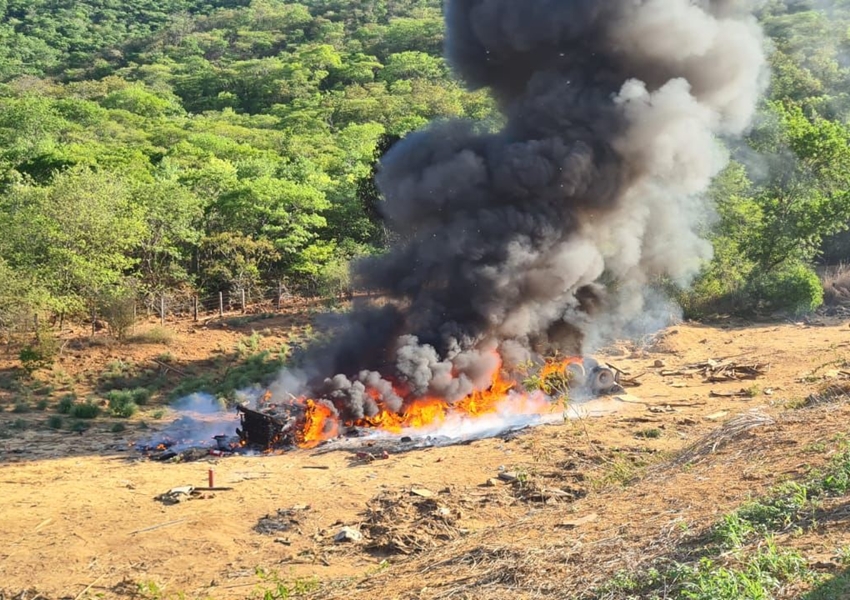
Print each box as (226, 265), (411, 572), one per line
(208, 468), (215, 488)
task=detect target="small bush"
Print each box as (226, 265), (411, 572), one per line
(748, 262), (824, 314)
(69, 401), (101, 419)
(56, 394), (76, 414)
(47, 415), (63, 429)
(19, 339), (58, 375)
(12, 402), (31, 413)
(636, 428), (663, 439)
(151, 408), (166, 420)
(10, 418), (28, 430)
(110, 422), (127, 433)
(128, 326), (174, 345)
(105, 390), (138, 418)
(111, 400), (138, 418)
(35, 399), (49, 411)
(131, 387), (151, 406)
(70, 420), (91, 433)
(98, 286), (137, 341)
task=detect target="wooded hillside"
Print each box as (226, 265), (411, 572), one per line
(2, 0), (850, 333)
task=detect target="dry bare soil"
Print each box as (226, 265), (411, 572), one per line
(3, 308), (850, 599)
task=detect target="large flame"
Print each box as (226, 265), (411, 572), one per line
(295, 355), (581, 448)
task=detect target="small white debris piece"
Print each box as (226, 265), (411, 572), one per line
(334, 527), (362, 543)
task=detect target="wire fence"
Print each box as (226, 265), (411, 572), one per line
(137, 282), (350, 325)
(1, 281), (352, 346)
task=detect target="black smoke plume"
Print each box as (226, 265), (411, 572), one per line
(293, 0), (767, 422)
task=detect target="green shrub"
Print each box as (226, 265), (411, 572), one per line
(69, 401), (101, 419)
(12, 402), (31, 413)
(131, 387), (151, 406)
(748, 261), (824, 314)
(35, 399), (49, 411)
(47, 415), (63, 429)
(98, 285), (137, 340)
(70, 420), (91, 433)
(19, 337), (58, 375)
(110, 422), (126, 433)
(105, 390), (138, 418)
(56, 394), (76, 414)
(11, 418), (28, 430)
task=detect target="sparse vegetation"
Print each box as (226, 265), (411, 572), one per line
(104, 388), (150, 418)
(635, 428), (663, 440)
(69, 401), (101, 419)
(70, 420), (91, 433)
(169, 346), (288, 404)
(129, 327), (174, 346)
(18, 333), (59, 375)
(56, 394), (75, 414)
(46, 415), (63, 429)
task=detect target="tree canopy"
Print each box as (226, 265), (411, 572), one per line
(2, 0), (850, 328)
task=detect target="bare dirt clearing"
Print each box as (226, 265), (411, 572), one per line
(2, 313), (850, 599)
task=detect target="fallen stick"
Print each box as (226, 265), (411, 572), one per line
(151, 359), (188, 377)
(129, 518), (188, 535)
(74, 574), (106, 600)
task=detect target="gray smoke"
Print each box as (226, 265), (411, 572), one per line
(297, 0), (767, 421)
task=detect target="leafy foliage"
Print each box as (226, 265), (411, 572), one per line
(0, 0), (493, 331)
(2, 0), (850, 329)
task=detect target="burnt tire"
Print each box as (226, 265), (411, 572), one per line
(590, 367), (616, 393)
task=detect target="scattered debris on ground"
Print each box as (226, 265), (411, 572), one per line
(358, 489), (469, 555)
(662, 359), (770, 382)
(255, 505), (310, 535)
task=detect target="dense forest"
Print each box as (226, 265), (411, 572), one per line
(2, 0), (850, 337)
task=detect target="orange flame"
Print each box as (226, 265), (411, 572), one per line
(290, 355), (580, 449)
(297, 400), (340, 448)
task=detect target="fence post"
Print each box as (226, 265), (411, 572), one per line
(241, 288), (246, 314)
(219, 292), (224, 317)
(193, 296), (199, 322)
(277, 281), (282, 311)
(160, 294), (166, 327)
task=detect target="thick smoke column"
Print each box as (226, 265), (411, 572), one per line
(301, 0), (766, 421)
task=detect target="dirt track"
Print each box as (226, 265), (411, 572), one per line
(2, 315), (850, 598)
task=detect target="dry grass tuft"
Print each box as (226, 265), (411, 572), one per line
(822, 263), (850, 306)
(803, 381), (850, 408)
(669, 409), (774, 467)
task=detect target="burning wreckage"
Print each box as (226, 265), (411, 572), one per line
(141, 0), (765, 461)
(235, 357), (623, 450)
(139, 357), (625, 460)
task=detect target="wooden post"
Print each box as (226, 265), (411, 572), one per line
(193, 296), (199, 322)
(219, 292), (224, 317)
(91, 304), (96, 337)
(160, 295), (166, 327)
(276, 281), (282, 311)
(241, 288), (246, 313)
